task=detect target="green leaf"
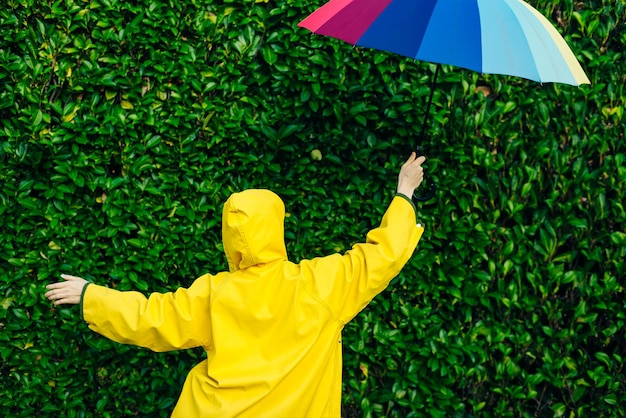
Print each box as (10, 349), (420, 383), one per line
(261, 46), (277, 65)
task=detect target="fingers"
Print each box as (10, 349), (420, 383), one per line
(45, 289), (61, 304)
(405, 153), (426, 165)
(403, 153), (426, 167)
(404, 152), (416, 165)
(45, 286), (80, 305)
(45, 274), (83, 290)
(46, 281), (68, 292)
(61, 274), (83, 281)
(49, 295), (74, 306)
(45, 274), (86, 306)
(45, 284), (66, 301)
(51, 297), (79, 306)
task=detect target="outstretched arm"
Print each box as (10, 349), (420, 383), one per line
(46, 274), (213, 352)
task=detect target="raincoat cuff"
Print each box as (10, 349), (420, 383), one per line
(394, 193), (418, 219)
(79, 282), (90, 322)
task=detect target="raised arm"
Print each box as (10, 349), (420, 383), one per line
(46, 274), (213, 352)
(300, 153), (426, 322)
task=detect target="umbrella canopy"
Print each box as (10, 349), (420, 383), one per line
(298, 0), (590, 86)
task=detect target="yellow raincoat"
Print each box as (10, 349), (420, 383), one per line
(81, 190), (423, 417)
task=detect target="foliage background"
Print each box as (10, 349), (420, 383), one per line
(1, 0), (624, 416)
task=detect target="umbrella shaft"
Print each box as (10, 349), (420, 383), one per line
(418, 63), (441, 148)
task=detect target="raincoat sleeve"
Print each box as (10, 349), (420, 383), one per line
(81, 274), (212, 352)
(301, 194), (423, 323)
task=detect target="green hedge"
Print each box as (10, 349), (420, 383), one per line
(1, 0), (624, 416)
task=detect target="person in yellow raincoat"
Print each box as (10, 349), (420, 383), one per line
(46, 153), (426, 417)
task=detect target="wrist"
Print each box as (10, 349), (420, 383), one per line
(396, 186), (415, 197)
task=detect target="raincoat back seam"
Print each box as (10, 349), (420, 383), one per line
(294, 268), (346, 327)
(211, 273), (234, 302)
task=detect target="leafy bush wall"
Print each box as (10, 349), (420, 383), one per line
(1, 0), (624, 416)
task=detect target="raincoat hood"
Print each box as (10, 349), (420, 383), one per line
(222, 189), (288, 272)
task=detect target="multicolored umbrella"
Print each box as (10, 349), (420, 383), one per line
(298, 0), (590, 86)
(298, 0), (590, 200)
